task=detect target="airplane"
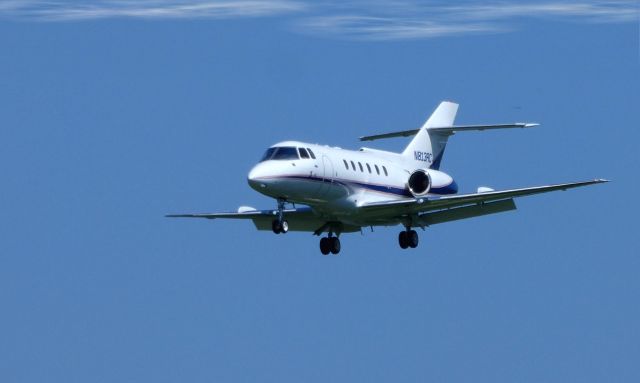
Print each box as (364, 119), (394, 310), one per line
(167, 101), (607, 255)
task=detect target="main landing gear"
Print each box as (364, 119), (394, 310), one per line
(398, 228), (419, 249)
(319, 235), (341, 255)
(314, 222), (342, 255)
(272, 198), (289, 234)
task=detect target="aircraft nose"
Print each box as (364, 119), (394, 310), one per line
(247, 164), (268, 191)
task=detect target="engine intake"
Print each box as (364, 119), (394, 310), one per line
(407, 169), (431, 196)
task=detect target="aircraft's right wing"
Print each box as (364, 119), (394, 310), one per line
(166, 206), (360, 233)
(359, 179), (608, 224)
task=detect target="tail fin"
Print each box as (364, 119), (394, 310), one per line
(402, 101), (458, 170)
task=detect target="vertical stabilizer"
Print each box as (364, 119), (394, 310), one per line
(402, 101), (458, 170)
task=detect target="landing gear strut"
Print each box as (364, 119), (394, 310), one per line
(320, 235), (341, 255)
(271, 198), (289, 234)
(398, 228), (419, 249)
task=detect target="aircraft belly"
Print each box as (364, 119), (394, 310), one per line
(281, 177), (326, 203)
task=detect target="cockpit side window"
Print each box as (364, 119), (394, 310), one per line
(307, 148), (316, 159)
(271, 147), (299, 160)
(260, 147), (276, 162)
(299, 148), (310, 159)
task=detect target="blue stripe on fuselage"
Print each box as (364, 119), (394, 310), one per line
(263, 175), (458, 197)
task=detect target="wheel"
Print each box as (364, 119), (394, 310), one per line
(320, 237), (331, 255)
(271, 220), (281, 234)
(408, 230), (419, 248)
(329, 237), (341, 255)
(280, 220), (289, 233)
(398, 231), (409, 249)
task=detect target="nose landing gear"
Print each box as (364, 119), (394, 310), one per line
(398, 228), (419, 249)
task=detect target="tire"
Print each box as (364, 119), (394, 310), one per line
(280, 220), (289, 234)
(398, 231), (409, 249)
(408, 230), (419, 248)
(271, 220), (281, 234)
(329, 237), (341, 255)
(320, 237), (330, 255)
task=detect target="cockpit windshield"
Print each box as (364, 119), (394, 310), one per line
(260, 146), (299, 162)
(271, 147), (299, 160)
(260, 148), (276, 162)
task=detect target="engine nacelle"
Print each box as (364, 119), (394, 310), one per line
(407, 169), (432, 196)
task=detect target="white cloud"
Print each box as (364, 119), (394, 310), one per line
(297, 1), (638, 40)
(1, 0), (304, 21)
(444, 2), (639, 23)
(299, 15), (502, 41)
(0, 1), (636, 40)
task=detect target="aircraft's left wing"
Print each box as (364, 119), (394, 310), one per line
(359, 179), (608, 222)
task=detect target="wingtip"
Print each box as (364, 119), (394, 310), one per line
(524, 123), (540, 128)
(595, 178), (611, 183)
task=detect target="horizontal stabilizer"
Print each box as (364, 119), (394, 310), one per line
(360, 123), (538, 141)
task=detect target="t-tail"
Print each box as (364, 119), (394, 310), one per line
(402, 101), (458, 170)
(359, 101), (539, 170)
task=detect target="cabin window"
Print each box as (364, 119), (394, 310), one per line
(382, 166), (388, 176)
(350, 161), (356, 171)
(358, 162), (363, 172)
(343, 160), (348, 170)
(271, 147), (299, 160)
(260, 148), (276, 162)
(366, 163), (372, 173)
(307, 148), (316, 159)
(298, 148), (310, 159)
(374, 164), (380, 175)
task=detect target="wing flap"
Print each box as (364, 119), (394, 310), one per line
(419, 199), (516, 226)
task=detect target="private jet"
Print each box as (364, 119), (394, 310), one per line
(168, 101), (607, 255)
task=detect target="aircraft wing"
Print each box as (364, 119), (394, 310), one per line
(166, 208), (292, 220)
(166, 206), (360, 233)
(359, 179), (608, 223)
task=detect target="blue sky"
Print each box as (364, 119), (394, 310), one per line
(0, 1), (638, 382)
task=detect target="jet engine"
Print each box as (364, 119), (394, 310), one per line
(407, 169), (432, 196)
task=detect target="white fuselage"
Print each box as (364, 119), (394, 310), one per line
(247, 141), (457, 224)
